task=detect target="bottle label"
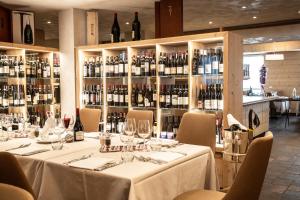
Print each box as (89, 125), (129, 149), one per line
(138, 94), (143, 104)
(178, 96), (183, 106)
(14, 99), (19, 106)
(132, 31), (135, 39)
(106, 124), (111, 132)
(27, 95), (32, 102)
(10, 69), (15, 76)
(183, 65), (189, 74)
(218, 99), (223, 110)
(159, 64), (164, 73)
(160, 95), (165, 103)
(75, 131), (84, 141)
(48, 94), (53, 100)
(125, 64), (128, 73)
(2, 99), (8, 107)
(19, 65), (24, 72)
(15, 66), (19, 73)
(113, 94), (119, 103)
(4, 66), (9, 74)
(165, 67), (170, 75)
(171, 67), (176, 75)
(183, 97), (189, 106)
(205, 64), (212, 74)
(19, 99), (25, 105)
(166, 95), (171, 104)
(219, 64), (224, 73)
(119, 95), (124, 103)
(198, 66), (204, 74)
(212, 61), (219, 70)
(95, 67), (100, 74)
(135, 67), (141, 75)
(204, 100), (211, 110)
(119, 64), (124, 73)
(107, 94), (112, 102)
(131, 65), (135, 75)
(114, 65), (119, 74)
(0, 67), (3, 74)
(167, 132), (174, 139)
(110, 65), (114, 73)
(172, 95), (178, 106)
(153, 93), (157, 101)
(160, 131), (167, 139)
(145, 63), (150, 73)
(177, 67), (183, 74)
(47, 67), (51, 77)
(145, 98), (150, 107)
(125, 95), (129, 103)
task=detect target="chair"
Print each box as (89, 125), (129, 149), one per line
(126, 110), (153, 127)
(0, 183), (34, 200)
(80, 108), (101, 132)
(176, 112), (216, 153)
(174, 132), (273, 200)
(0, 152), (35, 199)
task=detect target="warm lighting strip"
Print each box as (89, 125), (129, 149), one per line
(265, 53), (284, 60)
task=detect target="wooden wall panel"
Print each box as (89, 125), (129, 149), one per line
(265, 51), (300, 113)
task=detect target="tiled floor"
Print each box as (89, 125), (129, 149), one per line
(260, 116), (300, 200)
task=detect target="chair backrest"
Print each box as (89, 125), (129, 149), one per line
(224, 132), (273, 200)
(127, 110), (153, 128)
(176, 112), (216, 153)
(0, 152), (35, 199)
(0, 183), (34, 200)
(80, 108), (101, 132)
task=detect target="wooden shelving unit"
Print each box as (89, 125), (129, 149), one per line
(0, 42), (61, 118)
(76, 31), (243, 136)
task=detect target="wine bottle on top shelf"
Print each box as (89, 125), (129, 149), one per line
(111, 13), (120, 43)
(132, 12), (141, 41)
(24, 17), (33, 44)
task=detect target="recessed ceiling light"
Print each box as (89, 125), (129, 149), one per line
(242, 6), (247, 9)
(252, 16), (257, 19)
(269, 38), (273, 41)
(209, 21), (213, 25)
(47, 21), (52, 24)
(125, 22), (130, 25)
(298, 10), (300, 14)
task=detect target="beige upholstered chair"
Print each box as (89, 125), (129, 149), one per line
(80, 108), (101, 132)
(0, 152), (35, 199)
(127, 110), (153, 126)
(0, 183), (34, 200)
(175, 132), (273, 200)
(176, 112), (216, 153)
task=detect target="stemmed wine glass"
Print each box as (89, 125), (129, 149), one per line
(51, 117), (65, 150)
(63, 113), (74, 130)
(119, 118), (136, 162)
(137, 120), (151, 150)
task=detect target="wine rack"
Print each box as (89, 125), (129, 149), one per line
(0, 43), (61, 124)
(76, 31), (243, 138)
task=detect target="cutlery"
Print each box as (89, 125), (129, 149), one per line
(134, 155), (167, 165)
(22, 149), (50, 156)
(5, 143), (31, 151)
(161, 150), (187, 156)
(63, 153), (93, 165)
(94, 160), (122, 171)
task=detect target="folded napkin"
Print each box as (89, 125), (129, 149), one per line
(160, 139), (179, 147)
(69, 157), (115, 170)
(9, 146), (50, 156)
(136, 151), (184, 163)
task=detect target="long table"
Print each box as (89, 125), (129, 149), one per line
(0, 135), (218, 200)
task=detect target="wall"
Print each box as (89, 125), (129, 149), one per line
(265, 51), (300, 112)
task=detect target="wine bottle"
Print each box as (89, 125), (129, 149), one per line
(24, 17), (33, 44)
(132, 12), (141, 41)
(73, 108), (84, 141)
(197, 84), (204, 110)
(111, 13), (120, 43)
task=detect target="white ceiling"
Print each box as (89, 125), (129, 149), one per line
(1, 0), (300, 45)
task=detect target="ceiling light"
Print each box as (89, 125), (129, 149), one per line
(269, 38), (273, 41)
(252, 16), (257, 19)
(298, 10), (300, 14)
(125, 22), (129, 25)
(47, 21), (52, 24)
(242, 6), (247, 9)
(209, 21), (213, 25)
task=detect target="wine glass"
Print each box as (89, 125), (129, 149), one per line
(63, 114), (74, 130)
(51, 117), (65, 150)
(119, 119), (136, 162)
(137, 120), (151, 150)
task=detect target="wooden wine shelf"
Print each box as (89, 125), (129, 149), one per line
(0, 42), (61, 117)
(76, 31), (243, 134)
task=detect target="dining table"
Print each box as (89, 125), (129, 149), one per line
(0, 132), (218, 200)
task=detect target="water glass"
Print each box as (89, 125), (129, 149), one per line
(120, 118), (136, 162)
(51, 127), (65, 150)
(137, 120), (151, 150)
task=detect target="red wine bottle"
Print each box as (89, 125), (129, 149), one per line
(24, 17), (33, 44)
(111, 13), (120, 43)
(73, 108), (84, 141)
(132, 12), (141, 41)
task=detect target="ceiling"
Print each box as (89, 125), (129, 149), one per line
(1, 0), (300, 45)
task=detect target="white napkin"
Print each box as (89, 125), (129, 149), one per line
(0, 140), (31, 151)
(227, 114), (247, 131)
(69, 157), (115, 170)
(160, 139), (179, 147)
(9, 146), (50, 156)
(136, 151), (184, 163)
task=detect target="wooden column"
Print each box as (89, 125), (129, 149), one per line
(155, 0), (183, 38)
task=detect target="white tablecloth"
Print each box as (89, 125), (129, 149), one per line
(0, 136), (218, 200)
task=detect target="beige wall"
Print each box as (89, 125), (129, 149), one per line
(265, 51), (300, 112)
